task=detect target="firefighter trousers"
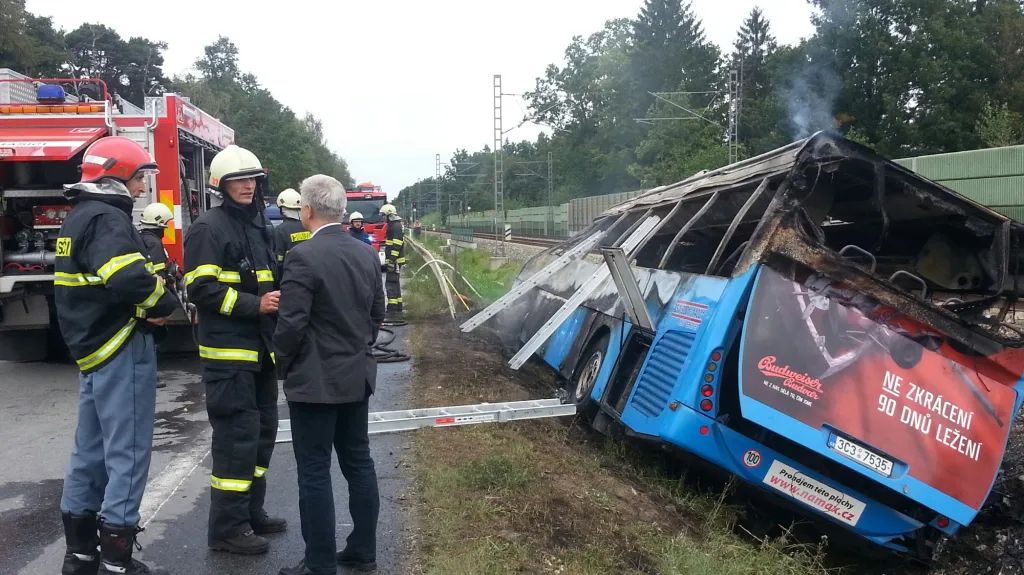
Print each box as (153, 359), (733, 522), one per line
(61, 329), (156, 527)
(385, 269), (402, 314)
(203, 358), (278, 541)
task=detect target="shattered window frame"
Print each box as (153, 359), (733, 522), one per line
(598, 131), (1024, 350)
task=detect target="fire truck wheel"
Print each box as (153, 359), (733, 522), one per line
(0, 329), (48, 362)
(568, 332), (609, 414)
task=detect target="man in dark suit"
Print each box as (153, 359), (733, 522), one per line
(273, 174), (386, 575)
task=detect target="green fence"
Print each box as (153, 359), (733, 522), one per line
(448, 204), (570, 237)
(451, 227), (474, 243)
(894, 145), (1024, 221)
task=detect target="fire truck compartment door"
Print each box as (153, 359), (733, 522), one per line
(0, 126), (105, 161)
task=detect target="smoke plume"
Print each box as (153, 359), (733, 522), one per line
(779, 64), (842, 140)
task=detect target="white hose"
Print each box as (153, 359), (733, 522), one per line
(411, 257), (485, 299)
(407, 237), (457, 319)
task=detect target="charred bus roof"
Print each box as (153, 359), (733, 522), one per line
(577, 131), (1024, 354)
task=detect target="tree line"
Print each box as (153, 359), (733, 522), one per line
(395, 0), (1024, 222)
(0, 0), (353, 191)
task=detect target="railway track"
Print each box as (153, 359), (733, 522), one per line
(436, 229), (564, 248)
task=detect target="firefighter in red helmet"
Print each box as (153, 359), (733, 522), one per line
(56, 136), (180, 575)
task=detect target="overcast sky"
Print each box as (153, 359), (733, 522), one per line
(26, 0), (816, 198)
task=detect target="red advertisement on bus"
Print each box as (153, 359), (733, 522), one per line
(740, 266), (1021, 510)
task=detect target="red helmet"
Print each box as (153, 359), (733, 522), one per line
(79, 136), (159, 183)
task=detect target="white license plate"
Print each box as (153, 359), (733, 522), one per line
(828, 434), (893, 477)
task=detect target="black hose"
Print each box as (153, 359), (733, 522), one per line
(373, 326), (411, 363)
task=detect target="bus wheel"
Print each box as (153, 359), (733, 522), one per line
(569, 333), (609, 412)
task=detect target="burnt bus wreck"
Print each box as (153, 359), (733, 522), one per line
(464, 131), (1024, 558)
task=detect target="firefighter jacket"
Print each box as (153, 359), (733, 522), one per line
(385, 218), (405, 267)
(55, 192), (179, 374)
(140, 228), (172, 284)
(271, 216), (309, 264)
(184, 198), (279, 370)
(349, 226), (371, 245)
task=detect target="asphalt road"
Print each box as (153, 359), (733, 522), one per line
(0, 325), (414, 575)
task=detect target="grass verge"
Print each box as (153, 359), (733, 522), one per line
(405, 316), (831, 575)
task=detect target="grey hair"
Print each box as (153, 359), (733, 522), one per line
(299, 174), (347, 220)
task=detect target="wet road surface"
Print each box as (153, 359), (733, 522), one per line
(0, 325), (414, 574)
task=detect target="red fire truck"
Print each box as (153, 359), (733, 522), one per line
(0, 68), (234, 360)
(345, 181), (388, 261)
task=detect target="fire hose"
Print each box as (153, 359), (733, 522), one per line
(373, 327), (410, 363)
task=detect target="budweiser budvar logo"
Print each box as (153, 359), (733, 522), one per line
(758, 356), (823, 400)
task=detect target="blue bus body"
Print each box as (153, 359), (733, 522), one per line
(496, 133), (1024, 558)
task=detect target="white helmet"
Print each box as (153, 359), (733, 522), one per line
(277, 188), (300, 209)
(209, 145), (265, 190)
(141, 203), (173, 227)
(349, 211), (364, 221)
(379, 204), (397, 216)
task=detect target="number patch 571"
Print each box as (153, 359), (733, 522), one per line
(56, 237), (72, 257)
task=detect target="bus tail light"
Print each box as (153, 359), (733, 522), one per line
(697, 348), (724, 414)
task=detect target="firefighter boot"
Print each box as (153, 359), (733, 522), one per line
(61, 511), (100, 575)
(99, 523), (169, 575)
(209, 529), (270, 555)
(251, 509), (288, 535)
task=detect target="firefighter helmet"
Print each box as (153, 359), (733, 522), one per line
(208, 145), (265, 190)
(79, 136), (158, 183)
(277, 188), (301, 209)
(141, 203), (174, 227)
(379, 204), (397, 216)
(349, 211), (364, 222)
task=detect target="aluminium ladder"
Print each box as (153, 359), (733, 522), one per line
(507, 214), (661, 369)
(275, 398), (575, 443)
(459, 229), (608, 333)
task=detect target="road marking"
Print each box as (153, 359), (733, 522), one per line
(140, 442), (210, 528)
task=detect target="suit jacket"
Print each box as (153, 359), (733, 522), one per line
(273, 224), (386, 403)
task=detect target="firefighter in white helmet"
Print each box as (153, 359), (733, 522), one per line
(138, 202), (176, 388)
(347, 211), (372, 245)
(139, 203), (174, 285)
(272, 188), (309, 264)
(380, 203), (404, 317)
(182, 144), (286, 555)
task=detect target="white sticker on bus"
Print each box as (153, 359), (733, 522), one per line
(761, 460), (866, 526)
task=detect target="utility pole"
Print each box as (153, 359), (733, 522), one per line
(493, 74), (505, 257)
(413, 179), (419, 223)
(435, 154), (441, 225)
(547, 151), (553, 236)
(728, 62), (742, 165)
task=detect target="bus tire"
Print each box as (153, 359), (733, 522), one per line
(568, 332), (609, 413)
